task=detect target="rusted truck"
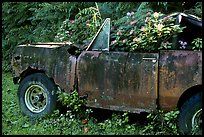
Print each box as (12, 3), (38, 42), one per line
(11, 13), (202, 134)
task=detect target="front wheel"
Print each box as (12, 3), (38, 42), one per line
(18, 73), (57, 118)
(178, 92), (202, 135)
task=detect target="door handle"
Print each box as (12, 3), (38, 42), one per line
(142, 57), (157, 63)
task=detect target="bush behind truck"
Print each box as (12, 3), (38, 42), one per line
(11, 13), (202, 135)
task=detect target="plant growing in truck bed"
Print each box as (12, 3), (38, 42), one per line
(110, 11), (185, 52)
(191, 38), (202, 51)
(53, 6), (201, 52)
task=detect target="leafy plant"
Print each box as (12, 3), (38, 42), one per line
(57, 89), (89, 120)
(140, 109), (180, 135)
(97, 112), (139, 135)
(183, 2), (202, 18)
(98, 112), (128, 129)
(191, 38), (202, 51)
(54, 3), (102, 46)
(110, 11), (185, 52)
(110, 5), (152, 51)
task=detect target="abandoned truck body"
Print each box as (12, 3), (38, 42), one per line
(12, 13), (202, 134)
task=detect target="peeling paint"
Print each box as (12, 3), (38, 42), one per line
(12, 43), (77, 92)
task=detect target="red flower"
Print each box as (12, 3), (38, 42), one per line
(70, 20), (74, 23)
(130, 29), (134, 35)
(117, 30), (122, 35)
(84, 127), (89, 132)
(157, 24), (164, 31)
(133, 37), (137, 42)
(163, 17), (168, 21)
(111, 40), (117, 45)
(133, 37), (141, 43)
(130, 20), (137, 25)
(82, 119), (87, 125)
(141, 27), (146, 32)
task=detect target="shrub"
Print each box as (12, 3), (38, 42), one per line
(97, 112), (140, 135)
(110, 11), (185, 52)
(191, 38), (202, 51)
(57, 89), (89, 120)
(140, 109), (180, 135)
(54, 4), (102, 46)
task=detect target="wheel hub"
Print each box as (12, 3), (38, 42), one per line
(25, 84), (48, 113)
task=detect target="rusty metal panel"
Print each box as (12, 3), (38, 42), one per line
(159, 50), (202, 111)
(77, 51), (158, 113)
(12, 44), (76, 92)
(124, 53), (158, 111)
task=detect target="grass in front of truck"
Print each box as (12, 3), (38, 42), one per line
(2, 72), (180, 135)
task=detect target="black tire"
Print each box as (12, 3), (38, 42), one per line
(178, 92), (202, 135)
(18, 73), (57, 118)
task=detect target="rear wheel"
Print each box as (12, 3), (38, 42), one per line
(178, 92), (202, 135)
(18, 73), (57, 118)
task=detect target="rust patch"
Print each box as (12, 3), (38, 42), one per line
(12, 44), (77, 92)
(159, 50), (202, 110)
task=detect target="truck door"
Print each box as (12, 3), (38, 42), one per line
(77, 51), (159, 113)
(124, 52), (159, 113)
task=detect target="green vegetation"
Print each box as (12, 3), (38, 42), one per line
(140, 110), (180, 135)
(3, 72), (182, 135)
(54, 4), (102, 45)
(2, 72), (140, 135)
(2, 2), (202, 135)
(2, 2), (202, 72)
(110, 11), (185, 52)
(192, 38), (202, 51)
